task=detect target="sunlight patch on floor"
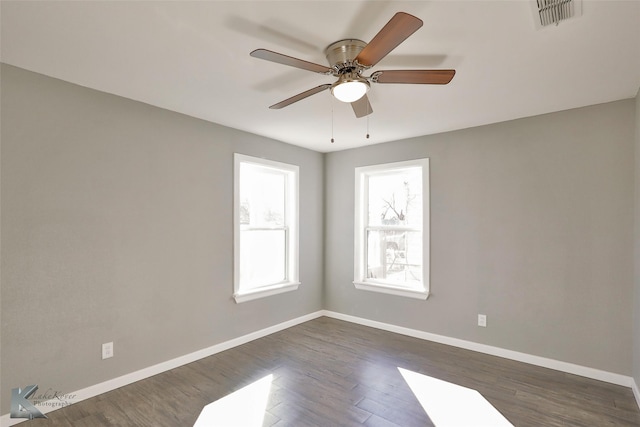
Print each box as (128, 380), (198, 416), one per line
(193, 374), (273, 427)
(398, 368), (513, 427)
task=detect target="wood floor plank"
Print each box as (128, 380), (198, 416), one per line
(34, 317), (640, 426)
(362, 413), (403, 427)
(356, 396), (433, 426)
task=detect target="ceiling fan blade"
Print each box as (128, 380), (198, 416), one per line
(351, 94), (373, 118)
(269, 84), (332, 109)
(355, 12), (423, 67)
(373, 69), (456, 84)
(250, 49), (332, 74)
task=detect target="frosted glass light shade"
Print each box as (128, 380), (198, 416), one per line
(331, 80), (369, 103)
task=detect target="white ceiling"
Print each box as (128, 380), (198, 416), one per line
(1, 1), (639, 153)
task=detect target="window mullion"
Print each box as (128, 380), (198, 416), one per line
(366, 226), (422, 232)
(242, 226), (287, 231)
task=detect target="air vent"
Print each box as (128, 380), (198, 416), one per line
(534, 0), (582, 27)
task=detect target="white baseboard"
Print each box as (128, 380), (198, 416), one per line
(0, 310), (324, 427)
(322, 310), (635, 388)
(2, 309), (636, 426)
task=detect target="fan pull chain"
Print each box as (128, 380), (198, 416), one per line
(366, 101), (370, 139)
(366, 117), (370, 139)
(331, 97), (335, 143)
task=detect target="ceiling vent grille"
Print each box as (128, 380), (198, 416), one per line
(534, 0), (582, 27)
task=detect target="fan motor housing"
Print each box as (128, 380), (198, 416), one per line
(324, 39), (367, 72)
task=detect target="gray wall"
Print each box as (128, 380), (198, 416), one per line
(634, 88), (640, 388)
(325, 99), (635, 375)
(0, 64), (324, 414)
(1, 62), (638, 416)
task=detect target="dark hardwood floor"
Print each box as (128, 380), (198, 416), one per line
(37, 317), (640, 426)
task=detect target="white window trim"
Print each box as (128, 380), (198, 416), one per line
(233, 154), (300, 303)
(354, 158), (430, 300)
(234, 281), (300, 304)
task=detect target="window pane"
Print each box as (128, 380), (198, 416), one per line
(368, 168), (422, 227)
(240, 164), (285, 227)
(366, 230), (422, 286)
(240, 229), (286, 289)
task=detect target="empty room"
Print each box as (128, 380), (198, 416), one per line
(1, 1), (640, 426)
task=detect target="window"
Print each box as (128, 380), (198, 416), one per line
(354, 159), (429, 299)
(234, 154), (299, 303)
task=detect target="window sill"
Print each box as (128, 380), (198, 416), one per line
(353, 281), (429, 300)
(233, 282), (300, 303)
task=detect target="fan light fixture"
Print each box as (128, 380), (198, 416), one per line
(250, 12), (456, 119)
(331, 74), (370, 103)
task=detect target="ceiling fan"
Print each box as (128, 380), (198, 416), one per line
(250, 12), (455, 118)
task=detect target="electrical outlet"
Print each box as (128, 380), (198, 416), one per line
(102, 342), (114, 359)
(478, 314), (487, 327)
